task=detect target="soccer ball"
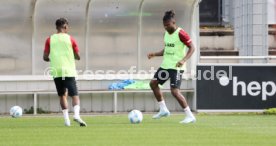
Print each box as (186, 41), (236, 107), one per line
(128, 110), (143, 124)
(10, 106), (23, 118)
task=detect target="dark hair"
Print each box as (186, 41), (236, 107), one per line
(55, 18), (68, 29)
(163, 10), (175, 22)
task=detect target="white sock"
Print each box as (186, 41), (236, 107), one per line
(73, 105), (80, 119)
(184, 106), (194, 118)
(158, 100), (169, 112)
(62, 109), (70, 121)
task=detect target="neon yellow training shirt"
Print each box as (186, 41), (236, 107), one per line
(160, 27), (188, 71)
(49, 33), (77, 78)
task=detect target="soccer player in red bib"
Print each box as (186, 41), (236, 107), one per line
(148, 10), (196, 124)
(43, 18), (87, 127)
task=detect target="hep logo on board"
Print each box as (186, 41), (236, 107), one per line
(219, 76), (276, 101)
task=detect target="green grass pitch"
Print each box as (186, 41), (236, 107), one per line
(0, 114), (276, 146)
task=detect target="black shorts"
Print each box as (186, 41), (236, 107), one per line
(54, 77), (78, 97)
(153, 68), (184, 89)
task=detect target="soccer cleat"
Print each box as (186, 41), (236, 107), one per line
(179, 116), (196, 124)
(152, 110), (170, 119)
(73, 118), (87, 127)
(64, 119), (71, 127)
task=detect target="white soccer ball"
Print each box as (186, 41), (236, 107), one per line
(128, 110), (143, 124)
(10, 106), (23, 118)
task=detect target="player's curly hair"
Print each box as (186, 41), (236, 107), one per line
(163, 10), (175, 22)
(55, 18), (68, 29)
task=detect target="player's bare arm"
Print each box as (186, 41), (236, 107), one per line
(74, 52), (80, 60)
(43, 52), (50, 62)
(176, 43), (195, 67)
(147, 49), (164, 59)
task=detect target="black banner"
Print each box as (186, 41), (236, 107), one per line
(197, 65), (276, 109)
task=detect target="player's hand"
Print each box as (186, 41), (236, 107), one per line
(147, 53), (155, 59)
(176, 60), (185, 67)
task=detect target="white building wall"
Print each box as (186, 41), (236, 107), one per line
(268, 0), (276, 24)
(233, 0), (268, 57)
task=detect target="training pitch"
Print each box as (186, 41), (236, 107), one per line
(0, 114), (275, 146)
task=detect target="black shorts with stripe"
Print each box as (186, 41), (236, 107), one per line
(54, 77), (78, 97)
(153, 67), (184, 89)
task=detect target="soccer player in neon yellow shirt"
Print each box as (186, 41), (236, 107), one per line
(43, 18), (86, 127)
(148, 10), (196, 124)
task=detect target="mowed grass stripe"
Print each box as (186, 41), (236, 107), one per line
(0, 114), (275, 146)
